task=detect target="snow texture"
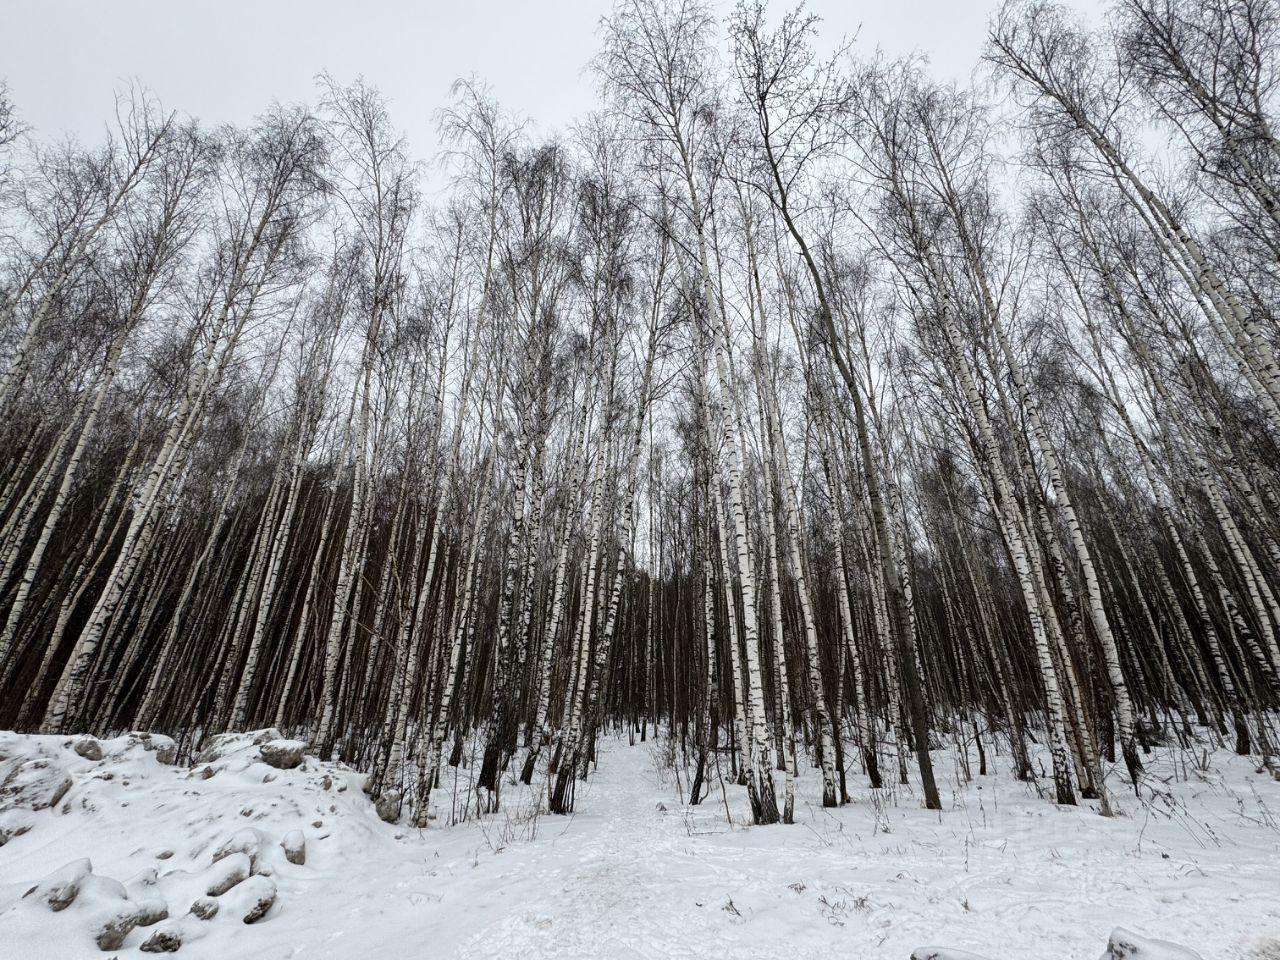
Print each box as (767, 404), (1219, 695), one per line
(1, 728), (1278, 958)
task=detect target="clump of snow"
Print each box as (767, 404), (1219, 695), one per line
(1, 727), (1277, 958)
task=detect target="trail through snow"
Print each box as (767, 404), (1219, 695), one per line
(2, 729), (1279, 958)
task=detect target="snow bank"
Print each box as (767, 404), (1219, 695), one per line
(1, 729), (1277, 958)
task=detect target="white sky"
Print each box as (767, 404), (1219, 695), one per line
(2, 0), (1103, 168)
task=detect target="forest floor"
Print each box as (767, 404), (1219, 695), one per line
(1, 726), (1279, 959)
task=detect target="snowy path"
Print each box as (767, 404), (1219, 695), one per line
(3, 731), (1279, 958)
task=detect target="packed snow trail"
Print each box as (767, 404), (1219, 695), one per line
(2, 730), (1279, 958)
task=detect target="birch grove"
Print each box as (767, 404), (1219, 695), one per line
(2, 0), (1280, 828)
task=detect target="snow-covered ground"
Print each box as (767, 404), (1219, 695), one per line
(2, 727), (1278, 959)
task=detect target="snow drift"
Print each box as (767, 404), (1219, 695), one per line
(2, 730), (1277, 958)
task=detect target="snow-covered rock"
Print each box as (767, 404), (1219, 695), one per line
(205, 851), (251, 896)
(259, 739), (306, 770)
(1101, 927), (1206, 960)
(23, 856), (92, 911)
(281, 829), (306, 865)
(0, 807), (34, 846)
(195, 732), (242, 765)
(912, 949), (995, 960)
(116, 731), (177, 765)
(134, 894), (169, 926)
(139, 922), (184, 952)
(72, 736), (103, 761)
(212, 826), (270, 870)
(229, 874), (277, 924)
(1, 757), (72, 811)
(141, 915), (210, 953)
(195, 728), (307, 773)
(189, 895), (218, 920)
(374, 786), (402, 823)
(94, 900), (142, 950)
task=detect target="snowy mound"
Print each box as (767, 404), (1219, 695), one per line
(0, 729), (360, 956)
(1099, 928), (1206, 960)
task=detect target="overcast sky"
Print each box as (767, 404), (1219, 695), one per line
(2, 0), (1102, 167)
